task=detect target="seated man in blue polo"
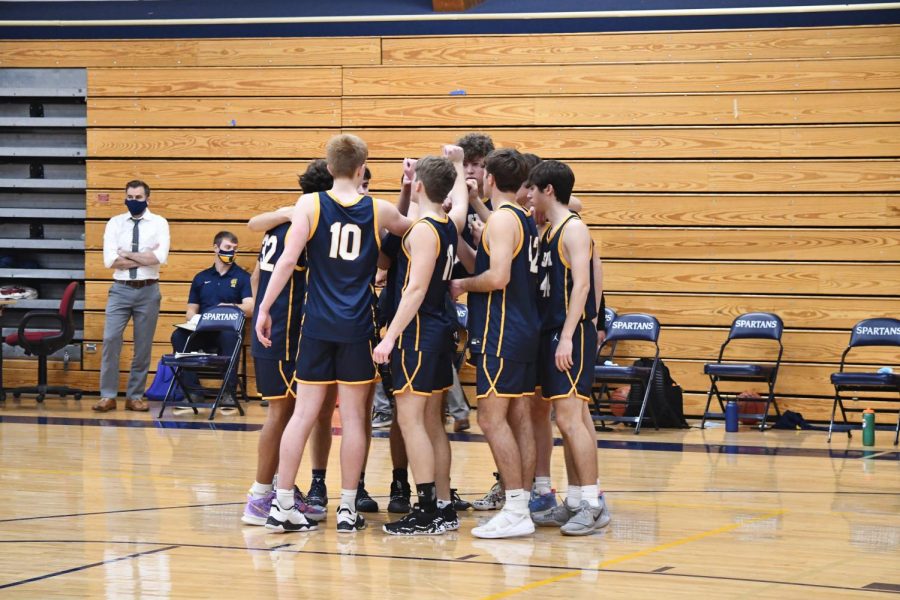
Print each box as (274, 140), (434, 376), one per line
(171, 231), (254, 399)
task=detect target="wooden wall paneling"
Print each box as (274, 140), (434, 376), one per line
(603, 261), (900, 295)
(606, 293), (900, 330)
(192, 37), (380, 66)
(85, 251), (256, 281)
(342, 91), (900, 127)
(577, 194), (900, 227)
(592, 228), (900, 261)
(381, 26), (900, 64)
(87, 128), (337, 159)
(86, 190), (301, 221)
(343, 58), (900, 96)
(84, 255), (900, 297)
(85, 159), (900, 192)
(83, 312), (184, 343)
(88, 98), (342, 127)
(88, 67), (342, 97)
(353, 125), (900, 160)
(85, 222), (265, 253)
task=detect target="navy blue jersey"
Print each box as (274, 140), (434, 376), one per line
(467, 202), (540, 363)
(376, 232), (403, 326)
(538, 213), (597, 332)
(461, 198), (492, 249)
(395, 216), (458, 352)
(302, 191), (380, 343)
(252, 222), (305, 361)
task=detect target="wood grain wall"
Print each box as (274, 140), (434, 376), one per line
(2, 25), (898, 420)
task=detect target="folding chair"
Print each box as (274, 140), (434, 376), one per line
(701, 312), (784, 431)
(828, 317), (900, 445)
(593, 312), (663, 434)
(591, 307), (619, 420)
(158, 306), (247, 420)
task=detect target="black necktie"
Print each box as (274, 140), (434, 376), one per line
(129, 218), (140, 279)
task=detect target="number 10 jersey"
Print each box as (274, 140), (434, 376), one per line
(302, 191), (380, 344)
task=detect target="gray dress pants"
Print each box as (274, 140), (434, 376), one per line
(99, 282), (161, 399)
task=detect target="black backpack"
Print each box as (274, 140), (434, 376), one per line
(625, 358), (689, 428)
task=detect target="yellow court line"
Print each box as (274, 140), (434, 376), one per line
(479, 508), (788, 600)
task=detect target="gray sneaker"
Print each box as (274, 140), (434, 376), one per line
(532, 502), (576, 527)
(560, 500), (611, 536)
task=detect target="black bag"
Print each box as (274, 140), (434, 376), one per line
(625, 358), (689, 428)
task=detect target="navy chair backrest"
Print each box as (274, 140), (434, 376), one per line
(728, 312), (783, 341)
(848, 317), (900, 348)
(455, 303), (469, 330)
(603, 307), (617, 335)
(195, 306), (245, 333)
(606, 313), (660, 343)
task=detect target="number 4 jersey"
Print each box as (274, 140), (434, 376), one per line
(251, 221), (306, 361)
(467, 202), (540, 363)
(302, 191), (380, 344)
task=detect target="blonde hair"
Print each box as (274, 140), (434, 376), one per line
(326, 134), (368, 178)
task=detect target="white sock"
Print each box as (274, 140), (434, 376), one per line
(581, 485), (600, 507)
(437, 499), (450, 509)
(566, 485), (582, 509)
(340, 488), (357, 509)
(275, 488), (294, 510)
(249, 481), (273, 499)
(534, 476), (552, 496)
(505, 489), (528, 514)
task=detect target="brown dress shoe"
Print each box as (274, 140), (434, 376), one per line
(92, 397), (117, 412)
(125, 398), (149, 412)
(453, 417), (471, 433)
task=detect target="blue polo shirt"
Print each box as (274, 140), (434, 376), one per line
(188, 264), (253, 314)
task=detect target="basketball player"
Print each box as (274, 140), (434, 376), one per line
(450, 148), (540, 539)
(373, 147), (468, 535)
(256, 134), (411, 533)
(528, 160), (610, 535)
(239, 159), (333, 527)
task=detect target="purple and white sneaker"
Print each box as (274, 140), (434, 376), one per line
(241, 491), (275, 526)
(294, 486), (326, 522)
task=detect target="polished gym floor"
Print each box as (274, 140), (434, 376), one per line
(0, 398), (897, 599)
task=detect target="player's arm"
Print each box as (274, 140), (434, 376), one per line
(456, 239), (476, 274)
(395, 158), (417, 217)
(377, 199), (413, 237)
(255, 195), (314, 347)
(593, 243), (605, 346)
(451, 210), (517, 297)
(250, 261), (260, 301)
(248, 205), (293, 232)
(569, 195), (583, 214)
(556, 220), (592, 372)
(372, 224), (439, 364)
(442, 145), (469, 233)
(468, 181), (492, 224)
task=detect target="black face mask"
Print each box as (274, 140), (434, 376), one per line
(217, 249), (236, 264)
(125, 199), (147, 216)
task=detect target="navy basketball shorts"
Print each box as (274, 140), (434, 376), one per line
(254, 357), (296, 400)
(295, 336), (376, 385)
(474, 353), (537, 400)
(391, 348), (454, 396)
(539, 322), (597, 402)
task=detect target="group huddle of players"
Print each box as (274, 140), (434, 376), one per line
(240, 132), (610, 539)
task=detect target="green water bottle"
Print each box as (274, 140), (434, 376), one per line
(862, 408), (876, 446)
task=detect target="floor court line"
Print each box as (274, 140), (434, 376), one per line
(0, 537), (885, 596)
(0, 545), (179, 590)
(0, 501), (244, 524)
(478, 508), (788, 600)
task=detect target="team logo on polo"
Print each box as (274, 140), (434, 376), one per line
(231, 279), (237, 287)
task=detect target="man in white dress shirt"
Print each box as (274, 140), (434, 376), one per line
(93, 180), (170, 412)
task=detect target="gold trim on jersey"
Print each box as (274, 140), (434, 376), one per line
(373, 198), (381, 251)
(308, 194), (321, 240)
(326, 190), (365, 208)
(498, 203), (526, 258)
(285, 277), (295, 361)
(497, 287), (507, 356)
